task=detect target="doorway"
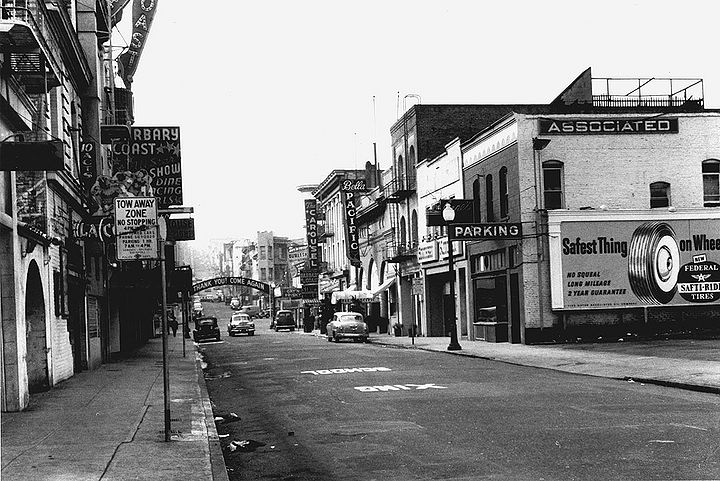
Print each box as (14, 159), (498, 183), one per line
(25, 260), (48, 393)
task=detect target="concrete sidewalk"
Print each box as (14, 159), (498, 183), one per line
(362, 332), (720, 394)
(1, 335), (228, 481)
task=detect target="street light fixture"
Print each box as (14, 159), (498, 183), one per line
(443, 202), (462, 351)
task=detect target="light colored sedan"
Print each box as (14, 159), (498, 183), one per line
(228, 313), (255, 336)
(327, 312), (369, 343)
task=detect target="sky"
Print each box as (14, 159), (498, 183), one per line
(113, 0), (720, 244)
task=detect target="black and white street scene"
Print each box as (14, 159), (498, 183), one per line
(2, 1), (720, 480)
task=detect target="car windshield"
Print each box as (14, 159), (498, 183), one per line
(337, 314), (363, 322)
(198, 319), (216, 326)
(231, 315), (250, 322)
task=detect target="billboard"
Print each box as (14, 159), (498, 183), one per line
(549, 213), (720, 310)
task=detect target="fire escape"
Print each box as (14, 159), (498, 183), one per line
(384, 173), (416, 263)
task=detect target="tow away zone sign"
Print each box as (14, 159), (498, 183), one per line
(115, 196), (158, 260)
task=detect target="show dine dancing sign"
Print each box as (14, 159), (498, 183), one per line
(539, 118), (679, 135)
(341, 179), (365, 267)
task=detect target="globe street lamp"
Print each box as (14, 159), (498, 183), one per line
(443, 202), (462, 351)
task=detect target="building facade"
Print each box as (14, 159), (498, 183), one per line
(0, 0), (114, 411)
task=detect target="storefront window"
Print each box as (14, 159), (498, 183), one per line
(542, 161), (564, 210)
(650, 181), (670, 208)
(702, 159), (720, 207)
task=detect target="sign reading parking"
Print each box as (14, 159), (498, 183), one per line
(114, 196), (158, 260)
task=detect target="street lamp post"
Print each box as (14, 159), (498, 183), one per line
(443, 203), (462, 351)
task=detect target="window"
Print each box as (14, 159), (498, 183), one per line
(542, 161), (564, 210)
(260, 268), (266, 281)
(650, 181), (670, 208)
(259, 246), (266, 259)
(499, 167), (508, 218)
(411, 210), (418, 246)
(485, 175), (495, 222)
(472, 178), (481, 222)
(703, 159), (720, 207)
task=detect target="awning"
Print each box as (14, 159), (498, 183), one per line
(372, 277), (396, 296)
(331, 288), (375, 305)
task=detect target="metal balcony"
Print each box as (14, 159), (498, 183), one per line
(0, 5), (62, 93)
(383, 174), (415, 203)
(386, 241), (416, 263)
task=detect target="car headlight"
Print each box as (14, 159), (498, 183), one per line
(249, 323), (255, 328)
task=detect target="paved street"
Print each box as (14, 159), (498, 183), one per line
(201, 303), (720, 481)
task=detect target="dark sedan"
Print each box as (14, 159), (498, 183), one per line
(193, 316), (221, 342)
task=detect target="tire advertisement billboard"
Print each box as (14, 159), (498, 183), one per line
(548, 212), (720, 310)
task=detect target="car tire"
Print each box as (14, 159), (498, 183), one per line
(249, 332), (254, 336)
(274, 327), (279, 332)
(333, 333), (340, 342)
(327, 335), (332, 342)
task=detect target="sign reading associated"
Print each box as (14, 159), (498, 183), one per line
(539, 118), (678, 135)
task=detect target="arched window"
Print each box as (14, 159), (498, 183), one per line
(703, 159), (720, 207)
(485, 175), (495, 222)
(542, 161), (564, 210)
(411, 210), (418, 247)
(400, 216), (407, 246)
(472, 178), (481, 222)
(397, 154), (405, 184)
(499, 167), (508, 218)
(650, 181), (670, 208)
(408, 145), (416, 166)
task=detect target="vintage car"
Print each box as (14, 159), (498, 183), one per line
(239, 305), (261, 319)
(192, 301), (203, 318)
(326, 312), (369, 343)
(229, 297), (241, 310)
(193, 316), (221, 342)
(273, 310), (296, 332)
(228, 313), (255, 336)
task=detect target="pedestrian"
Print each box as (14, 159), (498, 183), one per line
(167, 310), (179, 337)
(168, 318), (179, 337)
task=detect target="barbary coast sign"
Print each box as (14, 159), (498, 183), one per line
(539, 118), (678, 135)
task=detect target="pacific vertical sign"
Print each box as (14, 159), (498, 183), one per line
(341, 180), (363, 267)
(304, 199), (319, 270)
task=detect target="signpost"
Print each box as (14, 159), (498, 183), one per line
(114, 196), (159, 260)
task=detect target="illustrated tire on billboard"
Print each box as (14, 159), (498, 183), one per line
(627, 222), (680, 304)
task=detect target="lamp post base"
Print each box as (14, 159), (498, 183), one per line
(447, 341), (462, 351)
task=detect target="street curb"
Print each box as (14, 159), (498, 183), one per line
(367, 339), (720, 395)
(195, 349), (230, 481)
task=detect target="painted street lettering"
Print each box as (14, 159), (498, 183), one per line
(354, 383), (447, 392)
(301, 367), (391, 376)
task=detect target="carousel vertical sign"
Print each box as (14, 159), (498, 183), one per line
(340, 179), (366, 267)
(302, 199), (319, 300)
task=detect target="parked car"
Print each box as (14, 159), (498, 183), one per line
(239, 305), (261, 319)
(193, 316), (221, 342)
(227, 313), (255, 336)
(229, 297), (241, 310)
(327, 312), (369, 343)
(273, 310), (295, 332)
